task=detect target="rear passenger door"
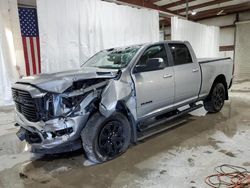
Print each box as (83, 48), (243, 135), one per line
(168, 43), (201, 105)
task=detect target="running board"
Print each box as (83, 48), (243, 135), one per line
(137, 119), (188, 141)
(137, 104), (203, 140)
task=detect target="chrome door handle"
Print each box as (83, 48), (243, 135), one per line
(192, 69), (199, 73)
(163, 74), (173, 78)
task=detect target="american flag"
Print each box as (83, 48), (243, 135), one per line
(18, 7), (41, 76)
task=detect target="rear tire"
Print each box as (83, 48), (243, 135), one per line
(81, 112), (131, 163)
(204, 83), (226, 113)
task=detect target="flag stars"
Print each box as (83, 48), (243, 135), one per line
(18, 7), (39, 37)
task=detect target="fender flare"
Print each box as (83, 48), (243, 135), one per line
(208, 74), (229, 100)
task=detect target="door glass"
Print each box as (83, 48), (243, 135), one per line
(135, 44), (168, 73)
(169, 43), (192, 66)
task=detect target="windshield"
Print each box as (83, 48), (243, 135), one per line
(82, 46), (141, 69)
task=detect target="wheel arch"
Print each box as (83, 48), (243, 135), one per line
(209, 74), (228, 100)
(115, 100), (137, 143)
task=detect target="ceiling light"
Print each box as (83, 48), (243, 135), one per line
(191, 11), (197, 15)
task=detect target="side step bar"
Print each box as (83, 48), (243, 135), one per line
(137, 104), (203, 140)
(137, 119), (188, 141)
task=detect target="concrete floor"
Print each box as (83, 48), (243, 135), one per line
(0, 82), (250, 188)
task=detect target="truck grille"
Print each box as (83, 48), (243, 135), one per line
(12, 88), (40, 122)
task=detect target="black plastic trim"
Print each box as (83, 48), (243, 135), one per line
(31, 139), (82, 154)
(199, 57), (231, 64)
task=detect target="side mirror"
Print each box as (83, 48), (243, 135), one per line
(133, 58), (165, 73)
(146, 58), (165, 71)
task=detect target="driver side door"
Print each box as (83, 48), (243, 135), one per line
(132, 44), (175, 119)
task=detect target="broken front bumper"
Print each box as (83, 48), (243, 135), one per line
(15, 111), (89, 154)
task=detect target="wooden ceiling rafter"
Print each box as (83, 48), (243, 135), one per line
(161, 0), (196, 9)
(115, 0), (250, 23)
(117, 0), (176, 15)
(174, 0), (234, 14)
(146, 0), (160, 3)
(191, 2), (250, 20)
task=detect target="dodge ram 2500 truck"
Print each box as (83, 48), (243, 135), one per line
(12, 41), (233, 163)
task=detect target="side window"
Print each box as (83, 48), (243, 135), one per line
(169, 43), (193, 66)
(134, 44), (168, 73)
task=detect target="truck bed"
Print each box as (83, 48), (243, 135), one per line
(198, 57), (233, 99)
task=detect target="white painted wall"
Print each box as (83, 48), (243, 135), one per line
(219, 51), (234, 59)
(199, 11), (250, 81)
(199, 12), (250, 57)
(197, 12), (250, 45)
(198, 14), (236, 59)
(219, 27), (235, 46)
(239, 11), (250, 21)
(162, 14), (239, 49)
(198, 14), (236, 27)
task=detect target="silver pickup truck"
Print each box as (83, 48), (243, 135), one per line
(12, 41), (233, 163)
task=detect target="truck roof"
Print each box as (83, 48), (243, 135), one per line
(105, 40), (189, 51)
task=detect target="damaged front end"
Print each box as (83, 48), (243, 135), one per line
(13, 77), (111, 154)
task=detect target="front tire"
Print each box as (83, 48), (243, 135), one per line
(81, 112), (131, 163)
(204, 83), (226, 113)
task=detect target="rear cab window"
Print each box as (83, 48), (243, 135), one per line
(169, 43), (193, 66)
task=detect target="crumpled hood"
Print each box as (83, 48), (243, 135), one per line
(17, 67), (118, 93)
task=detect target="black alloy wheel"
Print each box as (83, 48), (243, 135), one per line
(98, 120), (125, 158)
(204, 83), (226, 113)
(81, 112), (131, 163)
(212, 84), (225, 111)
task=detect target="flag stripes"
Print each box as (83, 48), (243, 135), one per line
(18, 7), (40, 76)
(21, 37), (40, 75)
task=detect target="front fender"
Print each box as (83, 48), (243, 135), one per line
(99, 78), (136, 118)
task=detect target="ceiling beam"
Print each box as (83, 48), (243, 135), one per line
(161, 0), (196, 9)
(191, 2), (250, 20)
(174, 0), (233, 14)
(117, 0), (177, 15)
(147, 0), (160, 3)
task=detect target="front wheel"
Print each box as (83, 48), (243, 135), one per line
(81, 112), (131, 163)
(204, 83), (226, 113)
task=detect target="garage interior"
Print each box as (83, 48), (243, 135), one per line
(1, 0), (250, 187)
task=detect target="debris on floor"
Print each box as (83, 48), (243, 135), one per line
(205, 164), (250, 188)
